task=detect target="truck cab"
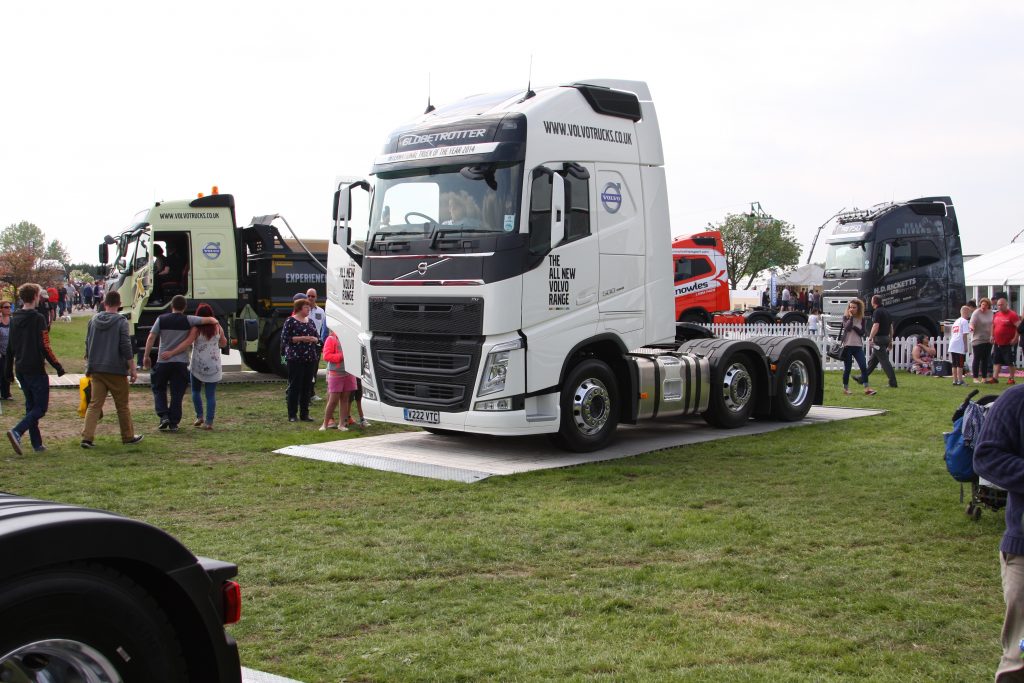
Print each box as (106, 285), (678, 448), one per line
(330, 80), (821, 451)
(101, 192), (328, 375)
(821, 197), (965, 339)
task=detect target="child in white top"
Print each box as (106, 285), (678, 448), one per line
(948, 305), (972, 385)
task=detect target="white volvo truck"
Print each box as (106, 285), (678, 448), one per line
(327, 80), (822, 451)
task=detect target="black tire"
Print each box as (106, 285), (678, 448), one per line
(549, 359), (619, 452)
(972, 506), (982, 521)
(266, 330), (287, 378)
(772, 348), (816, 421)
(780, 311), (807, 325)
(0, 563), (187, 683)
(678, 310), (708, 324)
(899, 323), (932, 341)
(241, 350), (271, 374)
(745, 312), (774, 327)
(703, 350), (758, 428)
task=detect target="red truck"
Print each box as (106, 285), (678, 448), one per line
(672, 230), (807, 326)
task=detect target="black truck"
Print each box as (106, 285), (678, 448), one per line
(101, 193), (327, 377)
(821, 196), (966, 339)
(0, 493), (241, 682)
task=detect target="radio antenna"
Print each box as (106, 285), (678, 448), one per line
(424, 73), (435, 114)
(519, 55), (536, 103)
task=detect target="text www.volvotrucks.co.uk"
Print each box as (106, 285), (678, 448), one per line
(542, 121), (633, 145)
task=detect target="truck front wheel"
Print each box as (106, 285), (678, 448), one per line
(0, 564), (187, 683)
(703, 351), (757, 428)
(550, 359), (619, 452)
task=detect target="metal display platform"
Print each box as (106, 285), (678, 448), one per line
(275, 406), (882, 483)
(242, 667), (304, 683)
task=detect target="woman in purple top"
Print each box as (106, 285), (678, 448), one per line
(282, 298), (320, 422)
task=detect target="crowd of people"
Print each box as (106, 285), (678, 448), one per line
(1, 282), (369, 452)
(762, 286), (821, 313)
(829, 293), (1023, 395)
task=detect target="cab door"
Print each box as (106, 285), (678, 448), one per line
(521, 162), (599, 393)
(328, 177), (372, 369)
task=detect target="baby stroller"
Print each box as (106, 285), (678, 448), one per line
(944, 389), (1006, 520)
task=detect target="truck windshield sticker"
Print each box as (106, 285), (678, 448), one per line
(375, 142), (500, 166)
(601, 183), (622, 213)
(547, 254), (576, 310)
(202, 242), (221, 260)
(542, 121), (633, 146)
(503, 214), (516, 232)
(399, 129), (488, 148)
(157, 211), (221, 220)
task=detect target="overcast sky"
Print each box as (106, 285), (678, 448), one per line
(2, 1), (1022, 266)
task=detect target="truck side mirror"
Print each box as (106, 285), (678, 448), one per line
(334, 189), (351, 246)
(550, 172), (566, 248)
(99, 243), (109, 265)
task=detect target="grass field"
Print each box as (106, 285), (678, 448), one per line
(0, 316), (1014, 681)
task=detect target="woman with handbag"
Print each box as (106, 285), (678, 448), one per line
(840, 298), (877, 396)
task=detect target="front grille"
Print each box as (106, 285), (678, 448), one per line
(376, 350), (471, 376)
(369, 296), (484, 335)
(372, 333), (482, 412)
(380, 380), (465, 407)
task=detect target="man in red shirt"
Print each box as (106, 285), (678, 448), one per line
(992, 296), (1021, 384)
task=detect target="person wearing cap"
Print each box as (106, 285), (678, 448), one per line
(80, 290), (144, 448)
(37, 288), (52, 330)
(305, 288), (327, 401)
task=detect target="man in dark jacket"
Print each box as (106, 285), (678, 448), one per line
(973, 384), (1024, 680)
(865, 294), (898, 388)
(6, 283), (64, 454)
(81, 290), (143, 448)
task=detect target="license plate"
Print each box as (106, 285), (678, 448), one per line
(403, 408), (440, 424)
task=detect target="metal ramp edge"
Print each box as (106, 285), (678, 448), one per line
(273, 406), (883, 482)
(276, 443), (494, 482)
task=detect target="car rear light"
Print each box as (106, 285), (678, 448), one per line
(222, 580), (242, 624)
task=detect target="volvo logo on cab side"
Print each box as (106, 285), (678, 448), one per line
(601, 182), (622, 214)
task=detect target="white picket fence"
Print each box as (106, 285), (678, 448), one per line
(702, 323), (1022, 372)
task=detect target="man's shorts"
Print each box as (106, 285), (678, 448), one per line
(951, 352), (965, 369)
(994, 344), (1016, 366)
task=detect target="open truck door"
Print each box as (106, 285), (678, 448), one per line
(326, 177), (372, 380)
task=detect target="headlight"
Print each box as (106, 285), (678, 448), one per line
(477, 339), (522, 397)
(474, 397), (514, 411)
(361, 344), (373, 385)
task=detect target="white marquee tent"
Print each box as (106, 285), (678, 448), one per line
(964, 242), (1024, 313)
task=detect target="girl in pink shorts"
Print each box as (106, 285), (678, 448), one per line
(320, 330), (358, 430)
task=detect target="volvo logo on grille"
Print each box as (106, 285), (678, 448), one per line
(417, 262), (429, 275)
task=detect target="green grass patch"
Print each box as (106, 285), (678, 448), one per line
(1, 319), (1012, 681)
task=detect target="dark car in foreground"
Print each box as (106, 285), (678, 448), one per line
(0, 493), (241, 682)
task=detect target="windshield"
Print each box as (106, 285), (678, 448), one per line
(824, 240), (873, 274)
(369, 163), (523, 243)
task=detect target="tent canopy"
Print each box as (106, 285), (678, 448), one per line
(778, 263), (824, 287)
(965, 243), (1024, 287)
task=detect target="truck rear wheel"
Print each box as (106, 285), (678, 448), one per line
(266, 331), (288, 379)
(0, 563), (187, 683)
(772, 348), (816, 421)
(241, 350), (271, 374)
(550, 359), (619, 452)
(703, 351), (757, 428)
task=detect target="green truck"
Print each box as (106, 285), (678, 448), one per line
(100, 191), (327, 376)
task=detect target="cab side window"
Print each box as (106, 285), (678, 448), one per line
(563, 172), (590, 243)
(529, 170), (552, 253)
(675, 256), (712, 283)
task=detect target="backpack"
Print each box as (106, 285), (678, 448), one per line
(944, 391), (998, 482)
